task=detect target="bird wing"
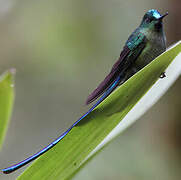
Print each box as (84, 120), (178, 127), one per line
(86, 31), (147, 105)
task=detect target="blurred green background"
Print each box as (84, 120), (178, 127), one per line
(0, 0), (180, 179)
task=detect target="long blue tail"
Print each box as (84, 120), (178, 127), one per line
(2, 76), (121, 174)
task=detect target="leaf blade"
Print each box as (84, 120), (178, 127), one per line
(18, 42), (181, 180)
(0, 70), (15, 149)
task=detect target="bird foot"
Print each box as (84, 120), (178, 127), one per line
(160, 72), (166, 79)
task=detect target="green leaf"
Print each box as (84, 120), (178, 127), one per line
(18, 42), (181, 180)
(0, 69), (15, 149)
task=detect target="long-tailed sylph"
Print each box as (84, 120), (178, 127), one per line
(2, 9), (168, 174)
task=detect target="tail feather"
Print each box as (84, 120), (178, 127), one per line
(86, 45), (130, 105)
(2, 76), (121, 174)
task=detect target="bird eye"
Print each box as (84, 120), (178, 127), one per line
(145, 18), (151, 23)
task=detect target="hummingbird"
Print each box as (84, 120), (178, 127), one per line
(86, 9), (168, 104)
(2, 9), (168, 174)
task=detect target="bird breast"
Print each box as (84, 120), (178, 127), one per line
(134, 31), (166, 70)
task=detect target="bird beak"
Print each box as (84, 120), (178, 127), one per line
(158, 12), (168, 20)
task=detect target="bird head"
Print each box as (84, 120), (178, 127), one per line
(140, 9), (168, 32)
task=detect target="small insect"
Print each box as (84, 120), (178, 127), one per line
(2, 9), (167, 174)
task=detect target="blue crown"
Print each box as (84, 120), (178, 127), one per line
(148, 9), (161, 19)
